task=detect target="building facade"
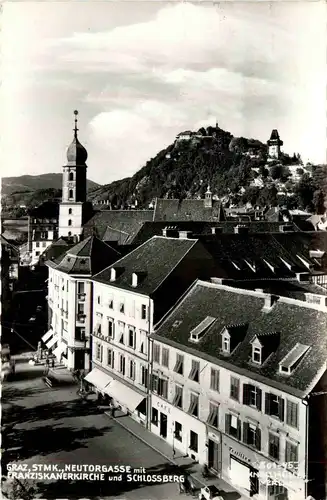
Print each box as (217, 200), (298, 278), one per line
(149, 281), (327, 500)
(28, 202), (59, 267)
(45, 236), (120, 370)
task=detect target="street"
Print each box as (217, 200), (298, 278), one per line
(2, 358), (197, 500)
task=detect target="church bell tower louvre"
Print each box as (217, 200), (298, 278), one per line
(58, 110), (88, 239)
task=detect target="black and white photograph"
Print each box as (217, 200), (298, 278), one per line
(1, 1), (327, 499)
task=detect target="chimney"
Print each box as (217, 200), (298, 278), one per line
(73, 234), (79, 243)
(132, 272), (138, 287)
(263, 294), (277, 309)
(234, 225), (249, 234)
(178, 231), (192, 239)
(110, 268), (116, 282)
(211, 227), (223, 235)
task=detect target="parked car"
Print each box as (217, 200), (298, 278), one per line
(199, 485), (224, 500)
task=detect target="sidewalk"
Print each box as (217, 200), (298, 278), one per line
(105, 411), (248, 500)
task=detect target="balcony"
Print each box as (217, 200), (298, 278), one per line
(77, 293), (86, 302)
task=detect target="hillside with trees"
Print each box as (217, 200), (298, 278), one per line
(88, 125), (326, 213)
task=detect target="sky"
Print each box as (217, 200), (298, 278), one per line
(1, 1), (326, 185)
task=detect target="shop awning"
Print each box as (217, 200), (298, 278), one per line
(105, 380), (145, 412)
(42, 330), (53, 343)
(53, 343), (66, 359)
(46, 334), (58, 349)
(84, 368), (113, 391)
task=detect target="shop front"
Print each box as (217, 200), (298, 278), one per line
(103, 378), (147, 422)
(222, 434), (305, 500)
(150, 395), (207, 463)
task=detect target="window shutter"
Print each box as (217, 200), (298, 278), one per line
(112, 351), (115, 369)
(279, 397), (285, 421)
(225, 414), (231, 434)
(243, 384), (249, 405)
(255, 428), (261, 451)
(265, 393), (271, 415)
(256, 388), (262, 411)
(243, 422), (249, 444)
(237, 419), (242, 440)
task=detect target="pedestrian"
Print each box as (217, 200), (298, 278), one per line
(111, 404), (116, 418)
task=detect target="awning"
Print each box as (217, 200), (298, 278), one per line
(105, 380), (145, 412)
(46, 335), (58, 349)
(53, 343), (66, 359)
(42, 330), (53, 343)
(84, 368), (113, 391)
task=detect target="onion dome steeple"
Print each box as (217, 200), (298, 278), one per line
(66, 110), (88, 166)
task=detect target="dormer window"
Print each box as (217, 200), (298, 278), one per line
(222, 330), (230, 353)
(279, 343), (310, 375)
(110, 268), (116, 282)
(252, 346), (262, 364)
(189, 316), (216, 343)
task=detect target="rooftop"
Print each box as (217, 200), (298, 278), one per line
(153, 198), (225, 222)
(46, 236), (120, 275)
(152, 281), (327, 397)
(92, 235), (198, 295)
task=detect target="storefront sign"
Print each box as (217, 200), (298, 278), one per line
(156, 401), (171, 414)
(229, 447), (251, 464)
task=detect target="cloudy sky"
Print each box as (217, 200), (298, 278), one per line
(1, 1), (326, 185)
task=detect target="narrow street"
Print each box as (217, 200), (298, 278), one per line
(2, 358), (198, 500)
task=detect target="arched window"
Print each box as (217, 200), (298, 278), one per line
(68, 172), (74, 181)
(68, 231), (72, 237)
(68, 219), (72, 226)
(68, 208), (73, 215)
(69, 189), (74, 199)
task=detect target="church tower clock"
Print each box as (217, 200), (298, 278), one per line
(59, 111), (89, 239)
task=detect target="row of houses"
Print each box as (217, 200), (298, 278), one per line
(43, 232), (327, 500)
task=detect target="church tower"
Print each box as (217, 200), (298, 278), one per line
(59, 111), (88, 239)
(267, 129), (283, 160)
(204, 185), (213, 208)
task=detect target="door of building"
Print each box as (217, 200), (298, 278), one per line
(208, 439), (220, 472)
(74, 350), (85, 370)
(160, 412), (167, 438)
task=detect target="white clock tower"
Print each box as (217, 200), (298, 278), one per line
(59, 111), (88, 239)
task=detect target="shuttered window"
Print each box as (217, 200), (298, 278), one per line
(243, 384), (262, 411)
(210, 368), (220, 392)
(265, 393), (285, 421)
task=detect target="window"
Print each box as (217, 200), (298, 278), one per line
(153, 343), (160, 363)
(174, 353), (184, 375)
(222, 335), (230, 353)
(243, 384), (262, 411)
(265, 393), (285, 420)
(210, 368), (219, 392)
(141, 304), (147, 320)
(207, 402), (219, 428)
(68, 232), (72, 237)
(77, 282), (85, 294)
(119, 301), (125, 314)
(42, 241), (47, 247)
(252, 346), (262, 364)
(225, 414), (241, 439)
(68, 208), (73, 215)
(161, 347), (169, 368)
(173, 385), (183, 409)
(141, 366), (148, 388)
(96, 322), (102, 335)
(128, 327), (135, 348)
(107, 349), (114, 368)
(68, 219), (72, 226)
(95, 343), (103, 362)
(188, 393), (199, 417)
(36, 242), (40, 248)
(268, 433), (280, 460)
(129, 360), (135, 380)
(230, 377), (240, 401)
(174, 421), (182, 441)
(69, 189), (74, 199)
(68, 172), (74, 181)
(97, 296), (101, 305)
(35, 251), (40, 256)
(152, 374), (168, 399)
(189, 360), (200, 382)
(285, 441), (298, 465)
(108, 295), (113, 309)
(151, 408), (158, 426)
(189, 431), (198, 453)
(77, 303), (85, 315)
(108, 318), (114, 338)
(243, 422), (261, 451)
(118, 322), (125, 344)
(119, 354), (125, 375)
(151, 373), (159, 393)
(286, 400), (299, 428)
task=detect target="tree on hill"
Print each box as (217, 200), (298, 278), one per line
(313, 189), (325, 214)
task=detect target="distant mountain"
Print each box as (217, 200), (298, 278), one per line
(2, 173), (99, 196)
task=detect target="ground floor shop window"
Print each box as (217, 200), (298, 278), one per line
(151, 407), (158, 426)
(174, 421), (182, 441)
(136, 399), (147, 418)
(190, 430), (198, 452)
